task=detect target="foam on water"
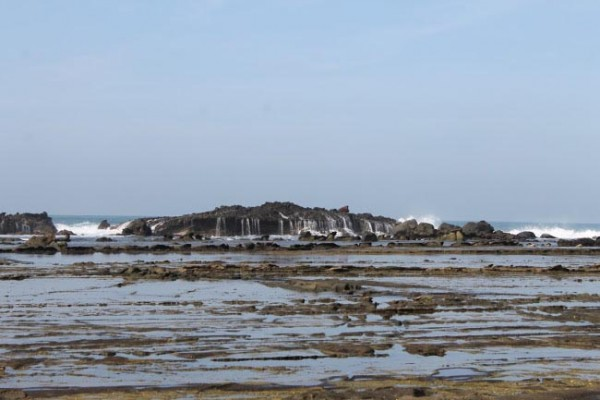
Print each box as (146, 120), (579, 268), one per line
(397, 214), (442, 228)
(508, 225), (600, 240)
(54, 220), (131, 237)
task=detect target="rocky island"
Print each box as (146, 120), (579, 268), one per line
(0, 212), (56, 235)
(123, 201), (396, 238)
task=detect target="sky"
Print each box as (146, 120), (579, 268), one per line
(1, 0), (599, 222)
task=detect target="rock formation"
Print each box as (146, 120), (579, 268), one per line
(392, 219), (530, 242)
(16, 234), (62, 253)
(0, 212), (56, 235)
(121, 220), (152, 236)
(515, 231), (537, 240)
(461, 221), (495, 238)
(124, 202), (395, 237)
(97, 220), (110, 230)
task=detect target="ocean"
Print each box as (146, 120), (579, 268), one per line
(51, 215), (600, 240)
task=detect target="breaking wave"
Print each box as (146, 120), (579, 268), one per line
(54, 221), (131, 237)
(397, 215), (441, 228)
(508, 226), (600, 240)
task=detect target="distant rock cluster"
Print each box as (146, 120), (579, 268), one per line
(393, 219), (505, 241)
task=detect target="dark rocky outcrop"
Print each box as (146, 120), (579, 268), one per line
(437, 223), (463, 241)
(414, 222), (435, 238)
(541, 233), (556, 239)
(393, 220), (437, 240)
(461, 221), (494, 238)
(124, 202), (395, 237)
(557, 238), (598, 247)
(0, 212), (56, 235)
(122, 220), (152, 236)
(97, 220), (110, 230)
(437, 223), (461, 235)
(392, 219), (418, 239)
(392, 219), (517, 242)
(515, 231), (537, 240)
(362, 232), (379, 242)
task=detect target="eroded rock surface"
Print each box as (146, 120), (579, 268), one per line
(0, 212), (56, 235)
(126, 202), (395, 237)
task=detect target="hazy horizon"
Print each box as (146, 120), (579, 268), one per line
(2, 1), (599, 222)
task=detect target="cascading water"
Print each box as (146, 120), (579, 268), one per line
(215, 217), (226, 237)
(252, 218), (261, 235)
(326, 216), (337, 232)
(240, 218), (261, 236)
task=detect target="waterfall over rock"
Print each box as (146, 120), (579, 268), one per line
(129, 202), (396, 237)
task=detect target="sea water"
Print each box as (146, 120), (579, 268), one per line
(52, 215), (142, 237)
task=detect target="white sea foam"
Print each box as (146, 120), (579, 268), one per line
(508, 226), (600, 240)
(55, 221), (131, 237)
(397, 215), (441, 228)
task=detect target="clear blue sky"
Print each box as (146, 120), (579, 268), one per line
(1, 0), (599, 222)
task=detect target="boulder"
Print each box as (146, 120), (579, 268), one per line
(414, 222), (436, 238)
(392, 219), (418, 239)
(393, 220), (437, 239)
(461, 221), (494, 238)
(362, 232), (378, 242)
(121, 220), (152, 236)
(515, 231), (537, 240)
(97, 220), (110, 230)
(541, 233), (556, 239)
(298, 231), (313, 241)
(57, 230), (75, 236)
(437, 223), (461, 235)
(442, 230), (464, 241)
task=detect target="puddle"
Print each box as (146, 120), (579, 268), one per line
(432, 367), (489, 381)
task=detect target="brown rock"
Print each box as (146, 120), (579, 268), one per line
(404, 344), (446, 357)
